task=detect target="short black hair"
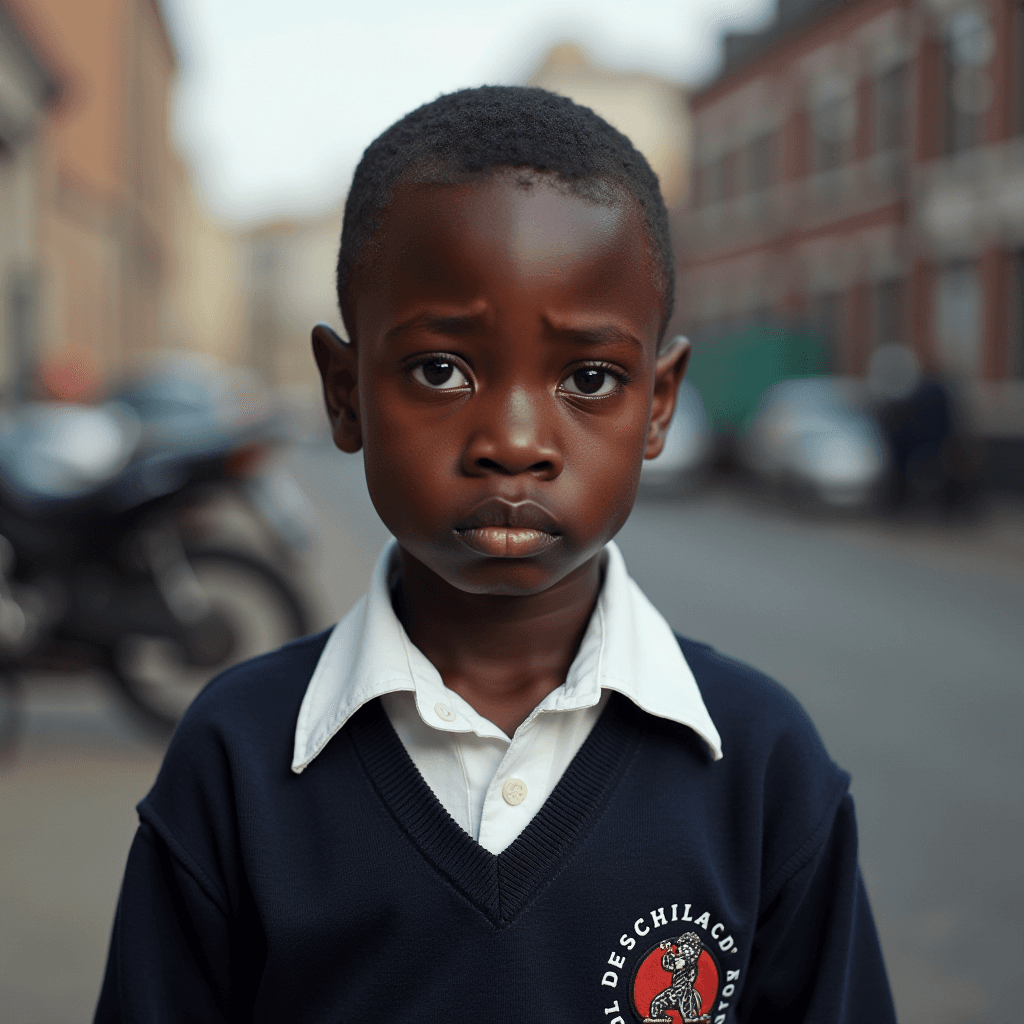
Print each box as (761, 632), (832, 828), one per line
(337, 85), (675, 344)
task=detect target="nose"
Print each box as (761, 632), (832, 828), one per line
(461, 385), (563, 479)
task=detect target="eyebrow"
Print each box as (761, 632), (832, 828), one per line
(383, 310), (484, 342)
(383, 310), (646, 353)
(542, 317), (645, 353)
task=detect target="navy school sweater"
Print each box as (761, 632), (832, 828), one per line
(95, 631), (896, 1023)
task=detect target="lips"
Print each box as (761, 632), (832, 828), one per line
(454, 497), (562, 558)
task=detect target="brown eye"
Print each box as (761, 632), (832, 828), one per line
(412, 359), (469, 390)
(562, 368), (617, 397)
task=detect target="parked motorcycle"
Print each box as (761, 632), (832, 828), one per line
(110, 353), (318, 563)
(0, 386), (314, 752)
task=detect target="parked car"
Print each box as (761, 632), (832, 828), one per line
(741, 377), (887, 509)
(639, 381), (712, 493)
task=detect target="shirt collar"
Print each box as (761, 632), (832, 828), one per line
(292, 540), (722, 773)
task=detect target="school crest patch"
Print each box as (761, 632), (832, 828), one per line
(596, 901), (741, 1024)
(631, 932), (719, 1023)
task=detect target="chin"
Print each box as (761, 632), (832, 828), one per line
(442, 561), (572, 597)
(443, 542), (615, 598)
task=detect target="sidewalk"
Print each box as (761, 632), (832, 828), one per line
(0, 696), (163, 1024)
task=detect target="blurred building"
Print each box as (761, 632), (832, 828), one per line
(3, 0), (179, 394)
(0, 2), (58, 397)
(528, 42), (691, 208)
(239, 210), (343, 395)
(681, 0), (1024, 476)
(163, 166), (246, 369)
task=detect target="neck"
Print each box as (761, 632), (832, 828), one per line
(395, 548), (604, 737)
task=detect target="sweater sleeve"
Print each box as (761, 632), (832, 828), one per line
(93, 821), (245, 1024)
(737, 793), (895, 1022)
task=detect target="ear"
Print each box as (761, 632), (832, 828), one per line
(312, 323), (362, 453)
(645, 335), (691, 460)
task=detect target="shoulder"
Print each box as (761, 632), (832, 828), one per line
(677, 635), (830, 763)
(675, 635), (851, 884)
(156, 627), (331, 775)
(177, 628), (332, 747)
(136, 631), (332, 889)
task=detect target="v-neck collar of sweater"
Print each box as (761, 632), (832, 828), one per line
(347, 690), (645, 927)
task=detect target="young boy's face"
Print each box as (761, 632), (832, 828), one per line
(316, 172), (687, 597)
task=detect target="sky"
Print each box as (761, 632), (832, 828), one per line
(163, 0), (775, 226)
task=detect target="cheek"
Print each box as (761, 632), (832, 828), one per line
(567, 405), (650, 527)
(359, 394), (460, 527)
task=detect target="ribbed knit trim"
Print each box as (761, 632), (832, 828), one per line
(347, 692), (644, 926)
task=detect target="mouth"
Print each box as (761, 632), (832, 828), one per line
(454, 498), (562, 558)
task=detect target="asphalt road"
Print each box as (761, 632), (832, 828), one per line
(1, 438), (1020, 1023)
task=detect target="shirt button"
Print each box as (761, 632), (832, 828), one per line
(434, 702), (456, 722)
(502, 778), (527, 806)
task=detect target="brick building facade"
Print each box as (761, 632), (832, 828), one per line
(2, 0), (179, 394)
(680, 0), (1024, 441)
(0, 2), (58, 395)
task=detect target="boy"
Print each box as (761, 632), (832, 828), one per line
(96, 87), (895, 1022)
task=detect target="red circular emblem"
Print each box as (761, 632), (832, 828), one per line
(630, 932), (720, 1023)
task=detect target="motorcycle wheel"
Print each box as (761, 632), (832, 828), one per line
(109, 547), (312, 736)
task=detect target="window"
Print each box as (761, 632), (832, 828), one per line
(1018, 1), (1024, 132)
(876, 66), (907, 153)
(1010, 252), (1024, 378)
(811, 79), (856, 177)
(693, 165), (706, 208)
(5, 269), (38, 399)
(812, 97), (849, 172)
(934, 262), (982, 376)
(944, 6), (995, 153)
(748, 133), (775, 192)
(699, 158), (724, 206)
(807, 290), (846, 373)
(873, 278), (906, 349)
(722, 151), (743, 200)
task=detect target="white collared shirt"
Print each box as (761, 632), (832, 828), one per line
(293, 540), (721, 854)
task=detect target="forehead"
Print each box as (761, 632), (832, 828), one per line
(351, 173), (663, 350)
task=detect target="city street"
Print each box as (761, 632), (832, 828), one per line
(1, 437), (1021, 1022)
